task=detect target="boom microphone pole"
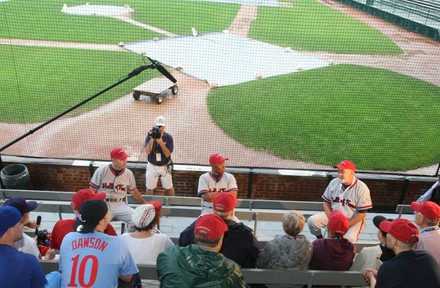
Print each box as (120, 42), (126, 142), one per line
(0, 62), (161, 154)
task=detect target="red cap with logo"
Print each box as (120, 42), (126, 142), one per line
(328, 210), (350, 237)
(333, 160), (356, 171)
(411, 201), (440, 222)
(379, 218), (419, 244)
(110, 148), (129, 160)
(194, 214), (228, 240)
(213, 193), (238, 213)
(71, 189), (106, 210)
(209, 153), (229, 165)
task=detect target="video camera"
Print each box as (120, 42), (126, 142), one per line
(149, 126), (161, 139)
(35, 216), (52, 256)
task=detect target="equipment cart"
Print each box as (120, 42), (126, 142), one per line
(132, 78), (178, 104)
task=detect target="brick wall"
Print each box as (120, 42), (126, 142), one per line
(12, 162), (434, 212)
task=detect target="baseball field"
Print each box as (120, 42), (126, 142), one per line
(0, 0), (439, 172)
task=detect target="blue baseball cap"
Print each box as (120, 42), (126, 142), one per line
(3, 197), (38, 215)
(0, 206), (22, 237)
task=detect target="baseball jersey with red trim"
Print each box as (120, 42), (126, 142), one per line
(198, 172), (238, 208)
(60, 231), (138, 288)
(89, 164), (136, 199)
(322, 177), (372, 218)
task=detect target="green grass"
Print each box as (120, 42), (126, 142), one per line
(0, 45), (157, 123)
(0, 0), (400, 54)
(0, 0), (238, 43)
(250, 0), (402, 54)
(207, 65), (440, 170)
(131, 0), (240, 35)
(0, 0), (159, 43)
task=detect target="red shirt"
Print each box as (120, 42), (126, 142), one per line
(50, 219), (117, 250)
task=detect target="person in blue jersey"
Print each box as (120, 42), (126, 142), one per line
(0, 206), (47, 288)
(59, 199), (138, 288)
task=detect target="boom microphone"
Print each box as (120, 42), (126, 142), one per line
(35, 215), (42, 235)
(147, 57), (177, 84)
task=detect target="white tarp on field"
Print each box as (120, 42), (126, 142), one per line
(61, 4), (133, 16)
(124, 32), (329, 87)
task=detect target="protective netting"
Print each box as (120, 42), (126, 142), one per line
(1, 0), (439, 175)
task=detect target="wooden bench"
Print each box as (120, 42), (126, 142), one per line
(39, 260), (368, 287)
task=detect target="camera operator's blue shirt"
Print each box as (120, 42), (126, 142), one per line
(145, 132), (174, 166)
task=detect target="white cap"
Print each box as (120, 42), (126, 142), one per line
(155, 116), (166, 127)
(132, 204), (156, 228)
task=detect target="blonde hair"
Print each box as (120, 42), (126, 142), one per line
(282, 211), (305, 237)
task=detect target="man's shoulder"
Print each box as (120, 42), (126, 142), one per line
(224, 172), (236, 178)
(229, 221), (253, 233)
(163, 132), (173, 140)
(199, 172), (210, 178)
(53, 219), (75, 232)
(354, 178), (369, 189)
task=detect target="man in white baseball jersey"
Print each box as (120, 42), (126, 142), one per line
(198, 153), (238, 214)
(89, 148), (147, 228)
(59, 199), (138, 287)
(145, 116), (175, 196)
(307, 160), (372, 243)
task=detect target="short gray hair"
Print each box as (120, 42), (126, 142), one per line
(282, 211), (305, 237)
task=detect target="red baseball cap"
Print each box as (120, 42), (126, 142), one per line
(333, 160), (356, 171)
(148, 200), (163, 215)
(209, 153), (229, 165)
(71, 189), (106, 210)
(411, 201), (440, 222)
(110, 148), (129, 160)
(379, 218), (419, 244)
(213, 193), (238, 213)
(194, 214), (228, 240)
(328, 210), (350, 237)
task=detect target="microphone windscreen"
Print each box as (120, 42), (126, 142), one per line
(36, 215), (42, 226)
(157, 64), (177, 83)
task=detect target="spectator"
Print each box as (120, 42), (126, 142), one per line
(411, 200), (440, 265)
(364, 218), (440, 287)
(90, 147), (147, 229)
(50, 189), (118, 252)
(157, 214), (249, 287)
(121, 201), (173, 265)
(307, 160), (372, 242)
(309, 210), (355, 271)
(350, 215), (395, 271)
(3, 197), (45, 258)
(257, 211), (312, 271)
(59, 199), (138, 287)
(198, 153), (238, 215)
(145, 116), (175, 196)
(179, 192), (259, 268)
(0, 206), (47, 288)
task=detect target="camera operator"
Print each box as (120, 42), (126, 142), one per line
(145, 116), (175, 196)
(3, 197), (55, 260)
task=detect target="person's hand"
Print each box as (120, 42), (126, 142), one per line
(363, 268), (377, 284)
(43, 248), (56, 260)
(26, 221), (38, 229)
